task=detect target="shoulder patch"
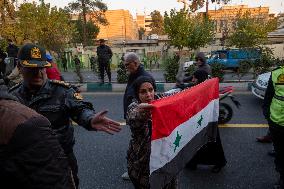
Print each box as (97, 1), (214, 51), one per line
(74, 92), (83, 100)
(50, 80), (71, 88)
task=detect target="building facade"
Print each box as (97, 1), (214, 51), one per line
(207, 5), (273, 40)
(96, 10), (138, 41)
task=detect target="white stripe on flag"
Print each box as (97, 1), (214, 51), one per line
(150, 99), (219, 174)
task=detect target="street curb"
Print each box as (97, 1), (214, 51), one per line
(77, 81), (253, 93)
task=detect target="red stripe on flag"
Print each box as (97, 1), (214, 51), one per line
(151, 78), (219, 140)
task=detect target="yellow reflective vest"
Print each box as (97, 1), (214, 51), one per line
(270, 66), (284, 126)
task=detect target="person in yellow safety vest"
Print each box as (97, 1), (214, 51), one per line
(263, 66), (284, 189)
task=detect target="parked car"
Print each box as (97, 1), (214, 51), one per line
(251, 71), (271, 99)
(207, 49), (260, 69)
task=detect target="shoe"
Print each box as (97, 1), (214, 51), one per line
(256, 135), (272, 143)
(268, 150), (276, 157)
(211, 164), (225, 173)
(121, 171), (130, 180)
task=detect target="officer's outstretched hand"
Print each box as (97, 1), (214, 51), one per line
(91, 110), (122, 135)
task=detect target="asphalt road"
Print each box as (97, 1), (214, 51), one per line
(74, 93), (276, 189)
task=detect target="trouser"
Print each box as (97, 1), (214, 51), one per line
(0, 62), (6, 77)
(269, 119), (284, 181)
(67, 151), (79, 189)
(75, 65), (83, 83)
(98, 61), (111, 83)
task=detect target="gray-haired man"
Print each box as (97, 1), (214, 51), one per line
(122, 52), (155, 179)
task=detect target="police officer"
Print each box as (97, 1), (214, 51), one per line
(73, 55), (83, 83)
(9, 43), (121, 188)
(97, 39), (113, 84)
(263, 66), (284, 189)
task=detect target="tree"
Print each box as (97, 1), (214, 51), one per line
(228, 11), (277, 48)
(0, 0), (15, 24)
(0, 2), (75, 52)
(186, 15), (214, 50)
(67, 0), (108, 46)
(164, 9), (214, 51)
(188, 0), (231, 13)
(149, 10), (165, 35)
(71, 18), (100, 46)
(164, 9), (189, 51)
(138, 27), (145, 40)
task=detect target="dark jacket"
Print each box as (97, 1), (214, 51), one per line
(6, 44), (18, 58)
(263, 73), (274, 120)
(9, 80), (95, 153)
(0, 90), (75, 189)
(196, 52), (212, 75)
(97, 45), (113, 63)
(123, 65), (154, 118)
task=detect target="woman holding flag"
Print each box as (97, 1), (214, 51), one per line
(126, 76), (178, 189)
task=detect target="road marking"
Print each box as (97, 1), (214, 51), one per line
(72, 121), (268, 128)
(219, 124), (268, 128)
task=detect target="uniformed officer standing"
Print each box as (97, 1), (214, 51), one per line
(263, 66), (284, 189)
(9, 43), (121, 188)
(73, 55), (83, 83)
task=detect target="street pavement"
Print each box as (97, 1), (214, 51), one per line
(61, 69), (256, 83)
(74, 93), (276, 189)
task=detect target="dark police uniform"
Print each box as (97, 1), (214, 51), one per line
(10, 80), (95, 188)
(9, 43), (95, 188)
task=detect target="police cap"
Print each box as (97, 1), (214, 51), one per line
(18, 43), (51, 68)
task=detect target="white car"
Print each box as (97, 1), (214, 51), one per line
(251, 72), (271, 99)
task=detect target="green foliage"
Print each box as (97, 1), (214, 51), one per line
(149, 10), (165, 35)
(252, 46), (275, 77)
(116, 56), (128, 83)
(187, 15), (214, 50)
(0, 2), (75, 52)
(164, 9), (214, 51)
(66, 0), (108, 45)
(235, 60), (252, 81)
(164, 9), (189, 50)
(228, 11), (277, 48)
(71, 19), (100, 45)
(163, 55), (180, 82)
(66, 0), (108, 25)
(211, 62), (225, 81)
(189, 0), (230, 12)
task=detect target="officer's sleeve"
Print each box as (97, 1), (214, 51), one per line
(65, 88), (96, 130)
(262, 75), (274, 120)
(108, 47), (113, 58)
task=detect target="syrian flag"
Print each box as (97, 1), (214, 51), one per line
(150, 78), (219, 188)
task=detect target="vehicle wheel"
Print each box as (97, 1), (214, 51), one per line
(218, 103), (233, 124)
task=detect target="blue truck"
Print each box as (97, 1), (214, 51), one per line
(207, 49), (260, 69)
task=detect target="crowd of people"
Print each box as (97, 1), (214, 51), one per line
(0, 41), (283, 189)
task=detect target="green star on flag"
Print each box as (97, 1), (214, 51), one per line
(197, 115), (203, 127)
(173, 131), (182, 153)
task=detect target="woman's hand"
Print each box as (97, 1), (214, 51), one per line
(137, 103), (154, 119)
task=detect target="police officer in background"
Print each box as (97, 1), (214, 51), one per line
(263, 66), (284, 189)
(9, 43), (122, 188)
(97, 39), (113, 84)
